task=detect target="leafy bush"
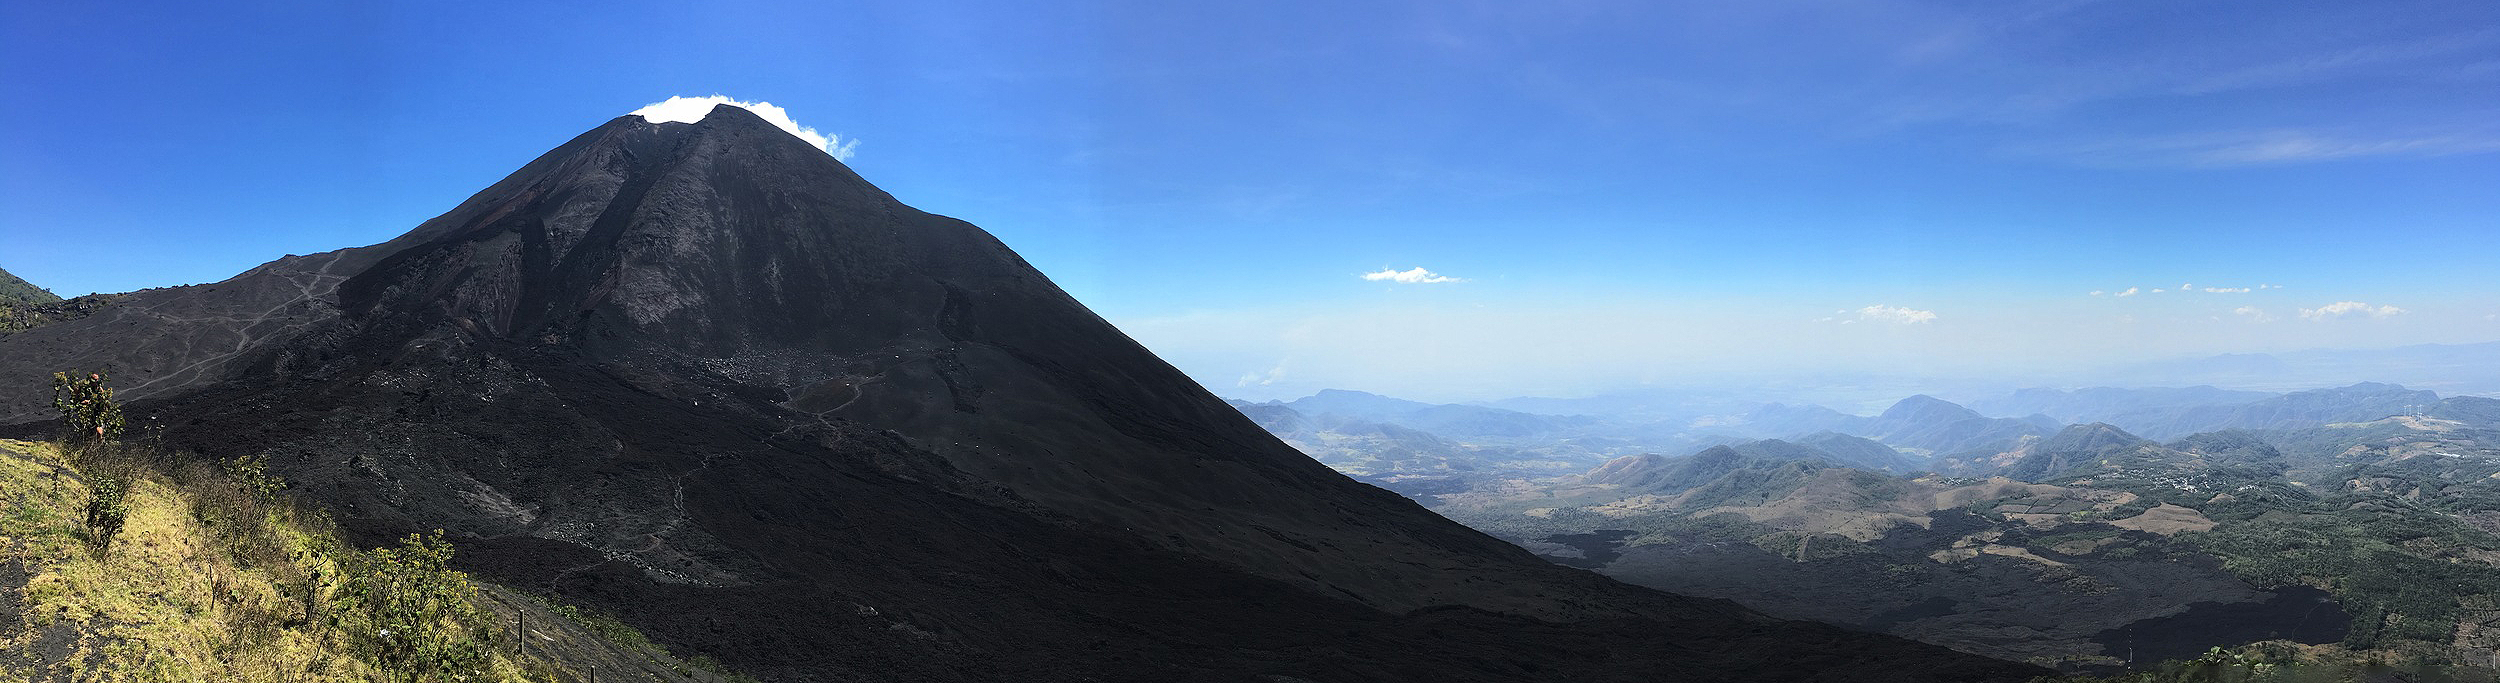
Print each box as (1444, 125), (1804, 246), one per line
(221, 453), (288, 502)
(332, 529), (496, 683)
(50, 370), (126, 448)
(51, 372), (135, 551)
(82, 468), (130, 550)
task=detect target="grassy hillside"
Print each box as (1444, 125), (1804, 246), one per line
(0, 295), (116, 336)
(0, 268), (59, 306)
(0, 267), (104, 336)
(0, 438), (752, 683)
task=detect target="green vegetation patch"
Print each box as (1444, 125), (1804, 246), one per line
(0, 293), (119, 335)
(2187, 501), (2500, 649)
(2036, 645), (2498, 682)
(0, 372), (758, 682)
(0, 266), (61, 305)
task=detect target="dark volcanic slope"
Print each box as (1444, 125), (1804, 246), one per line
(0, 105), (2042, 682)
(0, 251), (377, 411)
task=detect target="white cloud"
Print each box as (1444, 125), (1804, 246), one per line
(1236, 360), (1289, 387)
(1854, 304), (1938, 325)
(2299, 301), (2407, 320)
(631, 95), (859, 160)
(2233, 306), (2275, 323)
(2088, 290), (2105, 296)
(2107, 284), (2259, 296)
(1359, 267), (1465, 284)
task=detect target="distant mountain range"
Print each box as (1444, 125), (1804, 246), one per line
(1968, 386), (2277, 425)
(1963, 383), (2449, 441)
(1233, 383), (2489, 495)
(1281, 388), (1594, 439)
(1698, 395), (2055, 458)
(2100, 343), (2500, 395)
(1279, 380), (2500, 672)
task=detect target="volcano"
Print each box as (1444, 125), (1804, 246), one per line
(0, 104), (2043, 681)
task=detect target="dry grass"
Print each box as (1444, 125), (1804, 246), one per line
(0, 439), (554, 682)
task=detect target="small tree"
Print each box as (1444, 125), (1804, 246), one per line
(50, 371), (125, 450)
(53, 371), (131, 550)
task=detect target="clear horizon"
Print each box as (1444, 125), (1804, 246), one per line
(5, 1), (2495, 402)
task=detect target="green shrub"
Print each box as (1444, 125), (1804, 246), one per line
(174, 454), (294, 574)
(333, 529), (494, 682)
(49, 372), (137, 552)
(50, 371), (126, 450)
(221, 453), (287, 502)
(83, 469), (131, 551)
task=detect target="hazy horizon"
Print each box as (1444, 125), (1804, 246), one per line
(1200, 339), (2500, 410)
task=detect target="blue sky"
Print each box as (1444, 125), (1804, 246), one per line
(4, 0), (2496, 401)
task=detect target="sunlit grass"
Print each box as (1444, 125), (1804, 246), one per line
(0, 438), (559, 682)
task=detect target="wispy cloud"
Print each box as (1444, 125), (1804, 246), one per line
(2202, 287), (2252, 293)
(2174, 30), (2500, 96)
(2300, 301), (2407, 320)
(1360, 267), (1465, 284)
(631, 95), (860, 160)
(2233, 306), (2275, 323)
(2019, 129), (2500, 168)
(2114, 287), (2140, 297)
(1852, 304), (1938, 325)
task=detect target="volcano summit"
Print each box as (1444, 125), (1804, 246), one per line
(0, 103), (2042, 681)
